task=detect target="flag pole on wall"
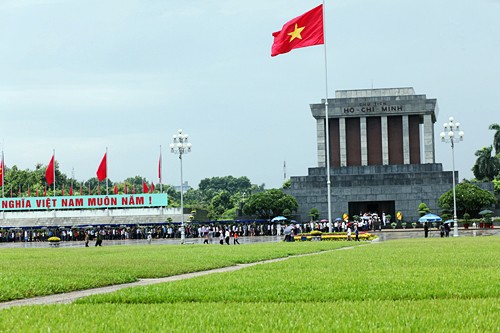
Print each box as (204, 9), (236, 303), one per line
(159, 145), (163, 193)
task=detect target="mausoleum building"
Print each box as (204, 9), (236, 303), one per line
(288, 87), (455, 222)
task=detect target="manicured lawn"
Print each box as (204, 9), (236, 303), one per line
(0, 237), (499, 332)
(0, 241), (355, 301)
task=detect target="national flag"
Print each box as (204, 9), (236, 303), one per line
(150, 182), (155, 193)
(113, 184), (118, 195)
(124, 183), (128, 194)
(96, 152), (107, 182)
(142, 181), (148, 193)
(46, 154), (55, 186)
(69, 184), (73, 196)
(271, 4), (324, 57)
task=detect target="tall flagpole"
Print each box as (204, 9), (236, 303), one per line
(53, 149), (56, 197)
(1, 145), (4, 198)
(105, 147), (109, 195)
(159, 145), (163, 193)
(322, 1), (333, 232)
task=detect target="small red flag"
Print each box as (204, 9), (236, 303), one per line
(132, 187), (135, 194)
(271, 4), (324, 57)
(80, 183), (83, 195)
(142, 181), (148, 193)
(96, 152), (107, 182)
(124, 183), (128, 194)
(36, 189), (39, 197)
(69, 184), (73, 196)
(150, 182), (155, 193)
(46, 154), (55, 186)
(113, 184), (118, 195)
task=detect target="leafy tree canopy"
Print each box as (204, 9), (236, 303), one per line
(242, 189), (298, 219)
(438, 182), (497, 218)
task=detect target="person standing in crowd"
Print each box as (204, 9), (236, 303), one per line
(347, 226), (352, 241)
(219, 232), (224, 245)
(84, 231), (89, 247)
(203, 231), (209, 244)
(354, 225), (360, 242)
(224, 229), (230, 245)
(444, 222), (451, 237)
(95, 230), (103, 246)
(424, 223), (429, 238)
(439, 223), (445, 238)
(233, 232), (240, 245)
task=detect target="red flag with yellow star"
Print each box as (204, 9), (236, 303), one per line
(271, 4), (324, 57)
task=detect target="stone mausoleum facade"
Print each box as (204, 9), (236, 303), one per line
(288, 87), (455, 222)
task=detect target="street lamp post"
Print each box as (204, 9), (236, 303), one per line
(440, 117), (464, 237)
(170, 129), (192, 244)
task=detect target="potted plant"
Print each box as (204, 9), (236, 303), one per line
(48, 236), (61, 247)
(390, 222), (397, 229)
(411, 222), (417, 229)
(401, 222), (407, 229)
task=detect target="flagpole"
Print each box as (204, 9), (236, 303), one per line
(1, 146), (4, 198)
(105, 147), (109, 195)
(322, 1), (333, 232)
(53, 149), (56, 197)
(159, 145), (163, 193)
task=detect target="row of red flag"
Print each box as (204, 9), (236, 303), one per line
(4, 180), (156, 197)
(0, 150), (163, 190)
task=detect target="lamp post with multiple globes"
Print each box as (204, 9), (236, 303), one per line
(440, 117), (464, 237)
(170, 129), (192, 244)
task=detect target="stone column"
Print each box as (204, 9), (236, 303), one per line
(316, 118), (326, 167)
(423, 114), (435, 163)
(339, 117), (347, 167)
(402, 115), (410, 164)
(381, 116), (389, 165)
(360, 117), (368, 166)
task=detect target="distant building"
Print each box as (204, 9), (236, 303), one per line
(288, 88), (455, 222)
(174, 181), (192, 193)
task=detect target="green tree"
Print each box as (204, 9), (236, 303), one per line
(489, 123), (500, 155)
(242, 189), (298, 219)
(418, 202), (431, 216)
(438, 182), (497, 217)
(471, 146), (500, 181)
(282, 179), (291, 189)
(309, 207), (320, 221)
(208, 191), (233, 220)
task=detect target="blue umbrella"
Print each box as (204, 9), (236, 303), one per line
(418, 213), (442, 223)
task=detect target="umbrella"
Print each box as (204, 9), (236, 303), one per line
(444, 220), (454, 224)
(335, 217), (342, 221)
(271, 216), (287, 222)
(418, 213), (442, 223)
(478, 209), (493, 215)
(320, 219), (329, 222)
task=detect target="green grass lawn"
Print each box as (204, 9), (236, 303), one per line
(0, 241), (354, 301)
(0, 237), (499, 332)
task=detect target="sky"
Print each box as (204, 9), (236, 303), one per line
(0, 0), (499, 189)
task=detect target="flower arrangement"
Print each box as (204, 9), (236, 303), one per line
(48, 236), (61, 242)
